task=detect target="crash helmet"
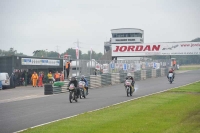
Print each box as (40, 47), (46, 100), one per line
(71, 76), (76, 81)
(81, 75), (85, 80)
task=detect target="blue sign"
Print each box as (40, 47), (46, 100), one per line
(123, 63), (127, 70)
(153, 62), (157, 68)
(110, 63), (115, 69)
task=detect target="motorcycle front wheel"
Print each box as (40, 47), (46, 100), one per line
(69, 91), (73, 103)
(127, 87), (129, 97)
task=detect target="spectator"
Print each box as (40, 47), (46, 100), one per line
(31, 71), (38, 87)
(65, 60), (71, 79)
(47, 71), (53, 83)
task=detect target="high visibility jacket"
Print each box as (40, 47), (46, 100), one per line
(31, 74), (38, 80)
(66, 62), (70, 69)
(55, 73), (60, 79)
(47, 73), (53, 79)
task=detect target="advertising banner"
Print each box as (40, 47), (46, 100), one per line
(21, 58), (60, 66)
(112, 42), (200, 56)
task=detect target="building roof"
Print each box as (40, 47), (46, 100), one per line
(111, 28), (143, 31)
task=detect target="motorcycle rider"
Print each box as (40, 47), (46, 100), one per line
(168, 68), (175, 80)
(125, 73), (135, 96)
(79, 75), (89, 95)
(68, 76), (80, 98)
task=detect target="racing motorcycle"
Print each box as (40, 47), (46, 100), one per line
(124, 79), (134, 97)
(168, 73), (174, 84)
(68, 83), (78, 103)
(78, 81), (87, 99)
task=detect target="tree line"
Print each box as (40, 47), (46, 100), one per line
(0, 47), (103, 60)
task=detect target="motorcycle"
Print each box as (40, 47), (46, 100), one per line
(68, 83), (78, 103)
(78, 81), (87, 99)
(168, 73), (174, 84)
(124, 79), (134, 97)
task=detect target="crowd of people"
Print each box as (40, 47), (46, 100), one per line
(10, 70), (65, 88)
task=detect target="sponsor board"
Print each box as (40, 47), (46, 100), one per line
(21, 58), (60, 66)
(112, 42), (200, 56)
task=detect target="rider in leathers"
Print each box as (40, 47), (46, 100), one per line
(168, 68), (175, 80)
(125, 73), (135, 96)
(68, 76), (80, 97)
(79, 75), (89, 95)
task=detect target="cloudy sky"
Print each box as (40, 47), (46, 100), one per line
(0, 0), (200, 55)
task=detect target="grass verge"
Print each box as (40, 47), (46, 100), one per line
(179, 65), (200, 70)
(22, 82), (200, 133)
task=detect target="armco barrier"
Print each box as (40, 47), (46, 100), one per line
(141, 70), (146, 80)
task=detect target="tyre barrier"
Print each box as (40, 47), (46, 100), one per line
(90, 75), (101, 88)
(156, 69), (161, 77)
(146, 69), (152, 78)
(44, 84), (53, 95)
(161, 68), (166, 76)
(152, 69), (156, 78)
(101, 74), (109, 86)
(134, 71), (141, 81)
(53, 86), (62, 94)
(111, 73), (120, 84)
(120, 72), (127, 83)
(141, 70), (146, 80)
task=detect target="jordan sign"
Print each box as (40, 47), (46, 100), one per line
(112, 42), (200, 56)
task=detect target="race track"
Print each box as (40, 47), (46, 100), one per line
(0, 70), (200, 133)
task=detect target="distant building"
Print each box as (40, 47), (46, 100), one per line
(104, 28), (144, 54)
(101, 28), (144, 60)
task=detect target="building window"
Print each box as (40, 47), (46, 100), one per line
(128, 39), (135, 41)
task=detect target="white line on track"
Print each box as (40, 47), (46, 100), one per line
(0, 95), (49, 104)
(15, 80), (200, 133)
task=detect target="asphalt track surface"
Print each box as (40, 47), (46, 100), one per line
(0, 70), (200, 133)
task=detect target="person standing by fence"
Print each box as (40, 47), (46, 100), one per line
(47, 71), (53, 83)
(60, 71), (64, 81)
(65, 61), (71, 79)
(38, 72), (43, 87)
(31, 71), (38, 87)
(54, 71), (60, 81)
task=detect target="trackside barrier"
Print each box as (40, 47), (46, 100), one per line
(48, 68), (169, 95)
(120, 72), (127, 83)
(156, 69), (161, 77)
(146, 69), (152, 78)
(141, 70), (146, 80)
(152, 69), (156, 78)
(161, 68), (166, 76)
(134, 71), (141, 81)
(111, 73), (120, 85)
(90, 75), (101, 88)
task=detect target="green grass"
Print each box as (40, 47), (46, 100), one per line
(179, 65), (200, 70)
(22, 82), (200, 133)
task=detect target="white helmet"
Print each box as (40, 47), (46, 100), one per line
(81, 75), (85, 79)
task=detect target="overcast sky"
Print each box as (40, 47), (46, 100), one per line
(0, 0), (200, 55)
